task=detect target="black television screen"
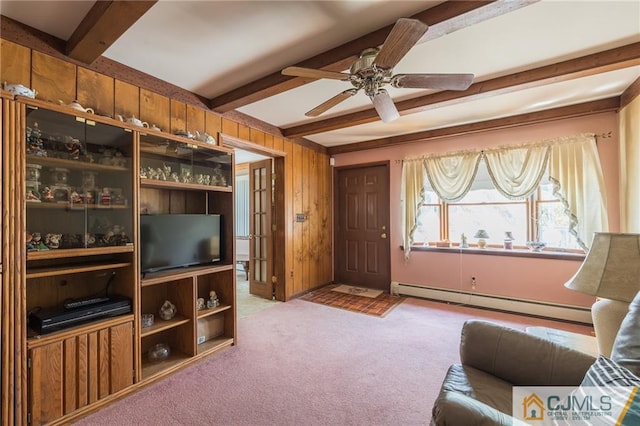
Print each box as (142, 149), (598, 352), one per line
(140, 214), (221, 274)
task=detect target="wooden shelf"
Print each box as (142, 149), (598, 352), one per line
(140, 314), (190, 337)
(197, 336), (234, 356)
(26, 201), (129, 210)
(141, 263), (233, 286)
(141, 349), (191, 380)
(140, 178), (232, 192)
(26, 260), (131, 278)
(27, 245), (134, 261)
(26, 154), (128, 172)
(197, 304), (231, 319)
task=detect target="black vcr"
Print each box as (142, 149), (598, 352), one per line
(29, 295), (132, 335)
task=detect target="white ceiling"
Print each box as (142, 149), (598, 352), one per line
(1, 0), (639, 149)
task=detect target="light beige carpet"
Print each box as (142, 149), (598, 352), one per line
(331, 284), (383, 298)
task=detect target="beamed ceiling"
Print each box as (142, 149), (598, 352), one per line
(1, 0), (639, 155)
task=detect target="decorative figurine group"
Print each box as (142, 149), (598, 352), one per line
(26, 224), (130, 251)
(140, 163), (227, 186)
(196, 291), (220, 310)
(26, 122), (128, 167)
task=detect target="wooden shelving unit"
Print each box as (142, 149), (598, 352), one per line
(136, 131), (236, 384)
(4, 95), (236, 425)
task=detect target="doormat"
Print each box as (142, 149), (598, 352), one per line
(331, 285), (383, 298)
(300, 284), (404, 317)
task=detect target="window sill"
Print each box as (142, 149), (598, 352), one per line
(407, 245), (585, 261)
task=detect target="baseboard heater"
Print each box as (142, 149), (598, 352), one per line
(390, 282), (592, 324)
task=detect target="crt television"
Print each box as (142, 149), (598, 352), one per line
(140, 214), (222, 274)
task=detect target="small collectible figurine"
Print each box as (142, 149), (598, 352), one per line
(100, 187), (111, 206)
(31, 232), (49, 250)
(159, 300), (177, 320)
(64, 136), (83, 160)
(26, 233), (36, 251)
(70, 191), (83, 204)
(206, 291), (220, 309)
(44, 233), (62, 249)
(460, 233), (468, 248)
(41, 186), (54, 202)
(197, 298), (205, 310)
(26, 189), (41, 202)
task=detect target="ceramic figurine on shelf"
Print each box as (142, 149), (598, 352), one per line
(26, 122), (47, 157)
(460, 233), (468, 248)
(31, 232), (48, 251)
(159, 300), (177, 320)
(41, 186), (54, 202)
(162, 163), (171, 178)
(26, 189), (41, 202)
(112, 151), (127, 167)
(83, 233), (96, 247)
(64, 136), (84, 160)
(197, 298), (205, 310)
(100, 187), (111, 206)
(207, 291), (220, 309)
(44, 233), (62, 249)
(70, 191), (83, 204)
(26, 233), (36, 251)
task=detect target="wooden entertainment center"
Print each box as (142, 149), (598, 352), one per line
(2, 95), (236, 424)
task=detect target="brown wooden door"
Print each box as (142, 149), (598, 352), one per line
(249, 159), (273, 299)
(335, 164), (390, 291)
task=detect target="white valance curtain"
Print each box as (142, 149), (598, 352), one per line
(402, 133), (608, 259)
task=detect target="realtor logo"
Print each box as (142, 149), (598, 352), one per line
(514, 386), (640, 425)
(523, 393), (545, 420)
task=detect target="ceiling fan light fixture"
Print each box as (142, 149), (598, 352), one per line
(371, 89), (399, 123)
(281, 17), (468, 123)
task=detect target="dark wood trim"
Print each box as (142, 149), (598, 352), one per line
(208, 0), (536, 112)
(621, 75), (640, 109)
(285, 43), (640, 138)
(219, 133), (287, 158)
(1, 15), (209, 108)
(0, 16), (325, 155)
(66, 1), (157, 64)
(327, 97), (620, 155)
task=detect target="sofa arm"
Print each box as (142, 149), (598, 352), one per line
(460, 320), (595, 386)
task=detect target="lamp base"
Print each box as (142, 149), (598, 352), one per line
(592, 298), (630, 357)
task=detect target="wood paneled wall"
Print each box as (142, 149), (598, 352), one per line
(0, 37), (332, 301)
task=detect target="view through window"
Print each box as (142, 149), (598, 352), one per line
(412, 164), (581, 252)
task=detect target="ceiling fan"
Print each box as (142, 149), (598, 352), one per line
(282, 18), (474, 123)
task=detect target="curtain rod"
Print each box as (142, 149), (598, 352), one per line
(396, 131), (613, 164)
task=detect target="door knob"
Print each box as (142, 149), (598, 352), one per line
(381, 233), (387, 239)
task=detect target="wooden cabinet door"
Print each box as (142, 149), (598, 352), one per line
(28, 321), (133, 424)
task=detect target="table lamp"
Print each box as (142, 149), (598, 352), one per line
(564, 232), (640, 356)
(474, 229), (489, 248)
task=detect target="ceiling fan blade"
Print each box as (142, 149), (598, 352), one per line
(370, 89), (399, 123)
(391, 73), (474, 90)
(373, 18), (428, 70)
(282, 66), (350, 81)
(306, 89), (358, 117)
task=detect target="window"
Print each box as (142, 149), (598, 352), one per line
(235, 173), (249, 236)
(412, 162), (580, 251)
(413, 183), (581, 251)
(403, 134), (608, 258)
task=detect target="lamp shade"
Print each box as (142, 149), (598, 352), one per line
(564, 233), (640, 302)
(474, 229), (489, 239)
